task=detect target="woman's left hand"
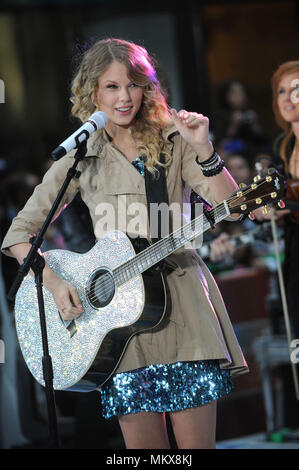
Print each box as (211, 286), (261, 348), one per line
(171, 108), (213, 159)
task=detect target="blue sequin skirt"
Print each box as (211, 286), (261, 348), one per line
(100, 360), (233, 419)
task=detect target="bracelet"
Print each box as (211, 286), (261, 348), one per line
(195, 150), (218, 167)
(195, 150), (225, 177)
(201, 159), (225, 177)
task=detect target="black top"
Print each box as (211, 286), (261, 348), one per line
(273, 132), (299, 339)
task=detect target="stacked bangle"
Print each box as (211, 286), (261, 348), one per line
(195, 150), (225, 177)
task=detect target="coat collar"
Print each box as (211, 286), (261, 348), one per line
(70, 123), (179, 159)
(162, 123), (179, 141)
(71, 123), (179, 196)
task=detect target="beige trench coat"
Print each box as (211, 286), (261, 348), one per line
(2, 125), (248, 378)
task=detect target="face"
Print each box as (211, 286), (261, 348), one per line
(277, 71), (299, 124)
(226, 82), (247, 109)
(95, 60), (144, 131)
(226, 155), (251, 184)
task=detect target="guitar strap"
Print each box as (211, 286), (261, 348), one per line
(143, 154), (169, 244)
(132, 154), (175, 274)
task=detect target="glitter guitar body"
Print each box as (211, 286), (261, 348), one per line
(14, 170), (285, 391)
(15, 231), (168, 391)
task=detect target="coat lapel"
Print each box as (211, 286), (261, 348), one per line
(80, 124), (178, 196)
(102, 151), (146, 195)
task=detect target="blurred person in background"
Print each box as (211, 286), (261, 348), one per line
(198, 153), (263, 271)
(260, 60), (299, 343)
(255, 60), (299, 429)
(212, 80), (268, 165)
(0, 172), (40, 294)
(253, 152), (273, 175)
(226, 153), (253, 186)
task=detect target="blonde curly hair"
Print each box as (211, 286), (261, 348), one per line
(71, 38), (173, 175)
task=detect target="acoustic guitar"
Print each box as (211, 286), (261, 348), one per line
(14, 169), (285, 392)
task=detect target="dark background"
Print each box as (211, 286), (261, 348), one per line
(0, 0), (298, 177)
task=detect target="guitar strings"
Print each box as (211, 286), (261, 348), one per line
(83, 203), (227, 304)
(84, 189), (272, 304)
(83, 190), (265, 304)
(81, 207), (215, 303)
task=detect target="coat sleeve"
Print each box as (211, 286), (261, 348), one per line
(180, 135), (218, 207)
(1, 156), (80, 257)
(180, 135), (239, 221)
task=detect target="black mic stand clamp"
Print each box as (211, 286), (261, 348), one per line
(8, 140), (88, 448)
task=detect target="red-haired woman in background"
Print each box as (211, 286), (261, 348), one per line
(271, 61), (299, 343)
(263, 61), (299, 429)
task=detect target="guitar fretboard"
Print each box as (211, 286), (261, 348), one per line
(113, 200), (230, 286)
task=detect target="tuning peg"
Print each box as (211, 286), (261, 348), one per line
(248, 212), (255, 221)
(239, 183), (247, 189)
(271, 192), (277, 199)
(253, 175), (262, 182)
(278, 200), (285, 209)
(262, 205), (270, 215)
(241, 204), (247, 211)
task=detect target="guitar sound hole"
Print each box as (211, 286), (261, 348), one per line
(87, 269), (115, 308)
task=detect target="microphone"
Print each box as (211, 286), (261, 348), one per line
(51, 111), (108, 161)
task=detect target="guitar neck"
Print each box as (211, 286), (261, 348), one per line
(111, 169), (286, 285)
(113, 200), (230, 286)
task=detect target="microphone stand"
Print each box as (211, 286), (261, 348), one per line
(270, 206), (299, 401)
(255, 163), (299, 400)
(8, 140), (88, 448)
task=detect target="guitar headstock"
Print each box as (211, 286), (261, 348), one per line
(227, 169), (286, 216)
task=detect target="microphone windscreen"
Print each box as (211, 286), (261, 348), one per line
(88, 111), (108, 130)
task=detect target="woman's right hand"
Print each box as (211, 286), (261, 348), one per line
(9, 243), (84, 321)
(252, 206), (291, 224)
(209, 232), (235, 263)
(44, 275), (84, 321)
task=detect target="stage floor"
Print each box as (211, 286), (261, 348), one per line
(217, 432), (299, 449)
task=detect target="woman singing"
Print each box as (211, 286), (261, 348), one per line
(2, 38), (248, 449)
